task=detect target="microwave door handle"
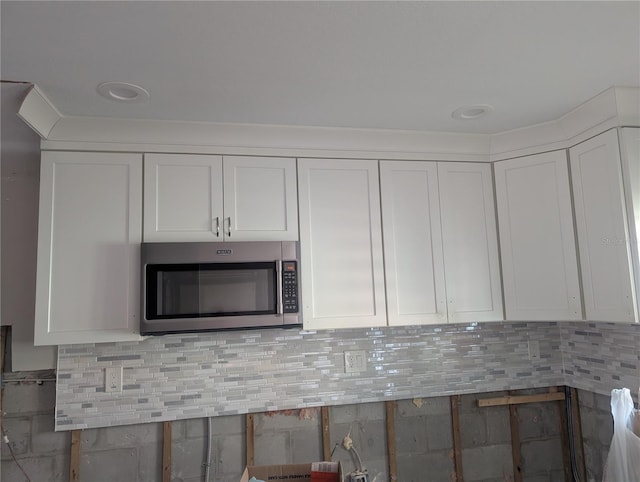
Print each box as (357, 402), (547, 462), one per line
(276, 260), (283, 315)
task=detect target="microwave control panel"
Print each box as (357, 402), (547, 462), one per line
(282, 261), (299, 313)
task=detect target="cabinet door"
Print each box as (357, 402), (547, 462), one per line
(380, 161), (446, 325)
(570, 130), (635, 322)
(144, 153), (223, 242)
(223, 156), (298, 241)
(620, 128), (640, 322)
(35, 151), (142, 345)
(495, 150), (581, 321)
(298, 158), (386, 329)
(438, 162), (503, 322)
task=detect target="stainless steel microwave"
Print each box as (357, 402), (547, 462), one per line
(141, 241), (301, 335)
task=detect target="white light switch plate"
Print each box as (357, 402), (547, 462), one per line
(105, 366), (123, 392)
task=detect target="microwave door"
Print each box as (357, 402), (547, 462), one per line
(144, 261), (281, 330)
(197, 264), (277, 316)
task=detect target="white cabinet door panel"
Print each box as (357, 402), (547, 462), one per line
(223, 156), (298, 241)
(144, 153), (223, 242)
(495, 150), (581, 320)
(438, 162), (503, 322)
(570, 129), (635, 322)
(298, 159), (386, 329)
(380, 161), (446, 325)
(35, 151), (142, 345)
(620, 127), (640, 322)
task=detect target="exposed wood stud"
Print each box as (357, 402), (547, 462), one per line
(162, 421), (172, 482)
(570, 388), (587, 482)
(478, 392), (565, 407)
(385, 401), (398, 482)
(246, 413), (255, 467)
(508, 393), (522, 482)
(321, 406), (331, 461)
(450, 395), (464, 482)
(549, 387), (571, 481)
(69, 430), (81, 482)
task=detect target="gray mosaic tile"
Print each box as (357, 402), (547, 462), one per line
(55, 321), (572, 430)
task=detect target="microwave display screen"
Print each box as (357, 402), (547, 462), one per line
(146, 262), (277, 319)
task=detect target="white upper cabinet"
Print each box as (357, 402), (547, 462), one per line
(495, 150), (582, 321)
(35, 151), (143, 345)
(570, 129), (636, 322)
(380, 161), (502, 326)
(144, 153), (223, 241)
(438, 162), (503, 322)
(223, 156), (298, 241)
(380, 161), (446, 325)
(144, 154), (298, 242)
(620, 128), (640, 322)
(297, 158), (387, 329)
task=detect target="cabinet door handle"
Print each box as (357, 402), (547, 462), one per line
(214, 217), (220, 237)
(226, 217), (232, 237)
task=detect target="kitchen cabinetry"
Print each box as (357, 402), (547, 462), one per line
(380, 161), (445, 325)
(438, 162), (503, 322)
(34, 151), (142, 345)
(144, 154), (298, 242)
(570, 129), (637, 322)
(380, 161), (502, 325)
(495, 150), (581, 321)
(297, 158), (387, 329)
(620, 128), (640, 322)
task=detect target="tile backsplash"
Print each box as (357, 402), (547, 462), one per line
(56, 321), (640, 431)
(56, 322), (565, 430)
(560, 321), (640, 399)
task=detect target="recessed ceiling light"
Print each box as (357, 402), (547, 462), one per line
(97, 82), (149, 102)
(451, 104), (494, 120)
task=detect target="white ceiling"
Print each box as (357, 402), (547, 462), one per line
(2, 1), (639, 134)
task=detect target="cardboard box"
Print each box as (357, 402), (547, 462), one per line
(240, 462), (342, 482)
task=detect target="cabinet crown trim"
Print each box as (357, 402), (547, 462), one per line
(19, 85), (640, 161)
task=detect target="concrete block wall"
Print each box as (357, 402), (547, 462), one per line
(329, 402), (389, 482)
(458, 389), (565, 482)
(393, 397), (454, 482)
(577, 389), (614, 482)
(1, 381), (69, 482)
(1, 381), (616, 482)
(253, 409), (322, 466)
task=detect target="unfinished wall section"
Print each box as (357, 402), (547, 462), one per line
(577, 389), (614, 482)
(329, 402), (389, 482)
(393, 396), (454, 481)
(253, 409), (322, 466)
(1, 381), (68, 482)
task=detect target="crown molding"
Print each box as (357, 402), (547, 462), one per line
(489, 86), (639, 161)
(16, 84), (63, 139)
(18, 85), (639, 161)
(39, 115), (491, 161)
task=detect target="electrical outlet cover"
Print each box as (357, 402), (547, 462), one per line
(528, 340), (541, 361)
(344, 351), (367, 373)
(105, 366), (123, 392)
